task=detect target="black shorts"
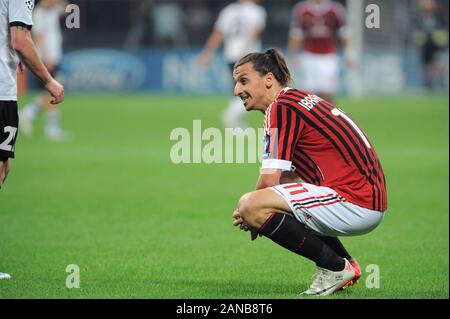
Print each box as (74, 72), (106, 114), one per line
(0, 101), (19, 160)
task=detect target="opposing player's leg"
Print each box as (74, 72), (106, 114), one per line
(19, 95), (41, 137)
(41, 92), (68, 141)
(0, 272), (11, 280)
(222, 96), (246, 128)
(236, 188), (355, 295)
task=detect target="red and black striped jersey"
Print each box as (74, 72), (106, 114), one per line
(262, 88), (387, 212)
(289, 0), (347, 54)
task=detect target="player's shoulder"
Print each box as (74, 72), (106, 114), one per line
(254, 3), (267, 16)
(33, 4), (45, 15)
(221, 2), (240, 14)
(7, 0), (35, 11)
(273, 88), (318, 112)
(218, 2), (237, 18)
(276, 87), (309, 103)
(330, 1), (346, 17)
(293, 1), (309, 14)
(240, 2), (266, 17)
(271, 88), (296, 109)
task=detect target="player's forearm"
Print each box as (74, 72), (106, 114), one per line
(288, 38), (302, 57)
(340, 37), (356, 66)
(340, 36), (350, 49)
(11, 28), (52, 85)
(202, 30), (223, 54)
(255, 172), (281, 190)
(250, 27), (263, 42)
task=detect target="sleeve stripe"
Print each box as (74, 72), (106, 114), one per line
(290, 111), (301, 161)
(9, 22), (32, 30)
(281, 107), (292, 160)
(261, 159), (292, 171)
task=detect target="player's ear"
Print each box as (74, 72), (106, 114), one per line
(264, 72), (274, 89)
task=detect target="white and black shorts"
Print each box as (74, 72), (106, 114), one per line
(0, 101), (19, 161)
(271, 182), (384, 237)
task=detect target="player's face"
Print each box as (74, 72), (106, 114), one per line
(233, 63), (270, 112)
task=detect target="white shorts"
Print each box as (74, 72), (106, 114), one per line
(296, 52), (339, 94)
(271, 182), (384, 237)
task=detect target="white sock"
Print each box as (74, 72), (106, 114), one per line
(21, 99), (41, 121)
(46, 109), (61, 130)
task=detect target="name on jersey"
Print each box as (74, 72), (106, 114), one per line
(298, 94), (322, 111)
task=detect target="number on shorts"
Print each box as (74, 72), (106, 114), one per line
(283, 183), (309, 195)
(331, 108), (371, 149)
(0, 126), (18, 152)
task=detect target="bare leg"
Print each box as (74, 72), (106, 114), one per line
(0, 159), (11, 189)
(237, 188), (293, 230)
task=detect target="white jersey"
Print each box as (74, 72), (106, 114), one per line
(32, 3), (63, 65)
(215, 1), (266, 63)
(0, 0), (34, 101)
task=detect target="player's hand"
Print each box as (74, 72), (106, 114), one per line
(232, 209), (243, 227)
(233, 209), (261, 241)
(45, 78), (64, 104)
(18, 62), (26, 74)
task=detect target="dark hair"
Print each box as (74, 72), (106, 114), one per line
(233, 48), (292, 86)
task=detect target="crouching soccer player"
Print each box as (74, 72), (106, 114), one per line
(231, 48), (387, 296)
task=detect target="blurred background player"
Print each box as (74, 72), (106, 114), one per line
(19, 0), (68, 141)
(412, 0), (448, 91)
(198, 0), (266, 128)
(1, 0), (64, 279)
(288, 0), (354, 103)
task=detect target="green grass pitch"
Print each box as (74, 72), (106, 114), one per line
(0, 92), (448, 298)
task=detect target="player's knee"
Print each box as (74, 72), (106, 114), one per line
(237, 191), (262, 224)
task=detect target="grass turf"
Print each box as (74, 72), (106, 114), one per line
(0, 93), (448, 298)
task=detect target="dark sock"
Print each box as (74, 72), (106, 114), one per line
(258, 212), (345, 271)
(318, 236), (352, 260)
